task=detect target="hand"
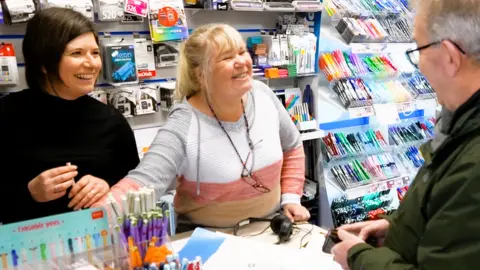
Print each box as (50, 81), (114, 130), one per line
(283, 204), (310, 222)
(331, 230), (365, 270)
(68, 175), (109, 210)
(28, 165), (78, 202)
(340, 219), (390, 246)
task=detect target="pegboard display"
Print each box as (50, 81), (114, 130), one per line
(0, 10), (284, 93)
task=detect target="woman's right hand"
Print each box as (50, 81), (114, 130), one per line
(28, 165), (78, 202)
(340, 219), (390, 245)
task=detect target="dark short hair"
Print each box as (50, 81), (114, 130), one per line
(22, 7), (99, 90)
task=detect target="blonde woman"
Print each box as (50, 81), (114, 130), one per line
(99, 24), (310, 231)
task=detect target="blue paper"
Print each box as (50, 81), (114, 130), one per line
(178, 228), (226, 262)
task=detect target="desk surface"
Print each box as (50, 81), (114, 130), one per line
(170, 222), (341, 269)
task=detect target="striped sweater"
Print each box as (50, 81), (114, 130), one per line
(113, 80), (305, 227)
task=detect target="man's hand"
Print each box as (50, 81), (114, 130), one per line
(283, 204), (310, 222)
(68, 175), (109, 210)
(340, 219), (390, 246)
(28, 165), (77, 202)
(331, 230), (365, 270)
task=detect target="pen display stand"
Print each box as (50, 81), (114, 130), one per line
(296, 120), (317, 132)
(330, 190), (396, 227)
(0, 208), (128, 270)
(325, 0), (413, 44)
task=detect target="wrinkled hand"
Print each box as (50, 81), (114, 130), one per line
(68, 175), (109, 210)
(283, 204), (310, 222)
(340, 219), (390, 246)
(331, 230), (365, 270)
(28, 165), (78, 202)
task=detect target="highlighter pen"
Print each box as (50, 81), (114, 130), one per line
(0, 253), (7, 269)
(11, 250), (18, 267)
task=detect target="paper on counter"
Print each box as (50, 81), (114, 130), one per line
(203, 232), (341, 270)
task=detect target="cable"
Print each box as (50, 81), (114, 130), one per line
(298, 224), (315, 249)
(242, 224), (271, 238)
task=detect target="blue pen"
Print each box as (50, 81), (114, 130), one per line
(11, 249), (18, 267)
(181, 258), (189, 270)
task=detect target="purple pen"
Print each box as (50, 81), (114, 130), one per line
(148, 216), (153, 241)
(160, 214), (168, 246)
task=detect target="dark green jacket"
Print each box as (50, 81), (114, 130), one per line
(347, 92), (480, 270)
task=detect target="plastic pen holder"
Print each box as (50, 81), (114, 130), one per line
(296, 119), (317, 132)
(120, 234), (177, 269)
(10, 242), (130, 270)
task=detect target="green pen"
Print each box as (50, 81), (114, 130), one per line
(355, 160), (370, 180)
(368, 129), (381, 149)
(339, 133), (355, 154)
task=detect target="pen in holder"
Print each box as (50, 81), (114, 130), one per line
(107, 187), (204, 269)
(290, 102), (317, 132)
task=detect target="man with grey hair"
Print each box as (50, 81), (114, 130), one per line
(330, 0), (480, 269)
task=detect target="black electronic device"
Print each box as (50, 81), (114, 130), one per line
(234, 214), (294, 244)
(322, 228), (378, 254)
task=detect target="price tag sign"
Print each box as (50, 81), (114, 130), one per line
(351, 43), (388, 54)
(98, 0), (124, 21)
(396, 102), (416, 113)
(349, 106), (375, 118)
(416, 98), (438, 117)
(373, 103), (400, 124)
(124, 0), (148, 17)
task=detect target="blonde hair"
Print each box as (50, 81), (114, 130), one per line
(174, 23), (246, 101)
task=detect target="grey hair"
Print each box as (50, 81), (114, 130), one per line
(413, 0), (480, 63)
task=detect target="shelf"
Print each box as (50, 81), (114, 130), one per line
(253, 73), (318, 81)
(300, 130), (325, 141)
(318, 16), (416, 54)
(127, 110), (168, 130)
(327, 174), (411, 200)
(317, 85), (438, 119)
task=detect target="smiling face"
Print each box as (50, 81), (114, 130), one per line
(207, 44), (253, 99)
(50, 32), (102, 99)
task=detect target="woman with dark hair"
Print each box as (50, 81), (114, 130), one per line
(0, 7), (139, 224)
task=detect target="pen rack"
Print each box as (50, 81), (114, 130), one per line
(321, 129), (389, 162)
(319, 51), (401, 82)
(388, 119), (435, 147)
(394, 145), (425, 171)
(1, 232), (130, 270)
(330, 191), (395, 227)
(327, 152), (402, 191)
(401, 73), (436, 100)
(331, 78), (374, 108)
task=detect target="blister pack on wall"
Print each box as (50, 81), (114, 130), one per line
(103, 44), (139, 85)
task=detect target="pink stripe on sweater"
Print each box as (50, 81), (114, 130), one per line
(176, 159), (283, 204)
(281, 146), (305, 195)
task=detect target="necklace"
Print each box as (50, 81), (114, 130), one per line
(207, 98), (270, 193)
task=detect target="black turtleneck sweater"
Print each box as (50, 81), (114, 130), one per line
(0, 89), (140, 224)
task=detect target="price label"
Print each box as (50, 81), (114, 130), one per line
(368, 182), (388, 193)
(415, 98), (438, 117)
(349, 106), (375, 118)
(396, 102), (416, 113)
(99, 6), (123, 21)
(373, 103), (400, 124)
(386, 180), (395, 189)
(124, 0), (148, 17)
(351, 43), (388, 54)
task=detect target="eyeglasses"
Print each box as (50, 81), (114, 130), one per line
(406, 39), (466, 68)
(241, 141), (270, 193)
